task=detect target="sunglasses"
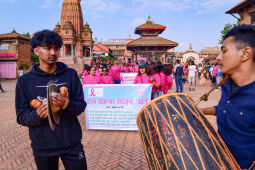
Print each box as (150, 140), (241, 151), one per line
(103, 70), (108, 72)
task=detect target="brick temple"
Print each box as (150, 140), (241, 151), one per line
(54, 0), (94, 65)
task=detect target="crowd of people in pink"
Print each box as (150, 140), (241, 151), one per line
(81, 58), (224, 100)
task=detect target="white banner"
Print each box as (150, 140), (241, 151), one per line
(120, 73), (137, 84)
(84, 84), (152, 130)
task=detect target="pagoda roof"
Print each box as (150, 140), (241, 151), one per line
(135, 16), (166, 34)
(0, 31), (30, 40)
(225, 0), (253, 14)
(126, 36), (178, 47)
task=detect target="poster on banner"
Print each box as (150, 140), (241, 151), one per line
(120, 73), (137, 84)
(84, 84), (152, 130)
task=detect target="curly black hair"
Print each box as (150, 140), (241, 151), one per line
(31, 30), (63, 49)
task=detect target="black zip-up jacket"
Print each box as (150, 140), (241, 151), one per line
(15, 62), (86, 155)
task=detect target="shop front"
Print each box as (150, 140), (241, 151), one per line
(0, 53), (17, 78)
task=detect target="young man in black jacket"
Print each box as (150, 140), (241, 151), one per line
(15, 30), (87, 170)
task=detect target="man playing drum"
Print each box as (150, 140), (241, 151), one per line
(201, 25), (255, 169)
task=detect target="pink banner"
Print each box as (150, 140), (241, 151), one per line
(0, 53), (16, 59)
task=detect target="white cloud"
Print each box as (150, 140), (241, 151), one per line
(81, 0), (122, 18)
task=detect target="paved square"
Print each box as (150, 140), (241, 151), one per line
(0, 79), (220, 170)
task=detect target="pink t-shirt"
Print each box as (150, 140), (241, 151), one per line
(162, 75), (173, 94)
(100, 76), (114, 84)
(95, 70), (100, 77)
(134, 74), (152, 84)
(134, 65), (139, 73)
(83, 75), (101, 84)
(111, 65), (122, 80)
(82, 70), (89, 78)
(152, 74), (162, 92)
(159, 72), (166, 87)
(108, 69), (113, 76)
(213, 66), (218, 76)
(90, 60), (95, 65)
(124, 66), (131, 73)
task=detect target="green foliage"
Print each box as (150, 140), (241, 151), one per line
(218, 21), (240, 44)
(23, 32), (30, 38)
(93, 56), (115, 63)
(31, 55), (39, 62)
(19, 63), (29, 70)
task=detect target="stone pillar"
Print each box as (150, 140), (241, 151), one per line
(62, 45), (64, 58)
(71, 44), (74, 58)
(90, 46), (93, 59)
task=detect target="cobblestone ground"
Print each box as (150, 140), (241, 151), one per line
(0, 79), (221, 170)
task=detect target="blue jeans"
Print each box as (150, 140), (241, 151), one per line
(175, 77), (183, 92)
(114, 80), (121, 84)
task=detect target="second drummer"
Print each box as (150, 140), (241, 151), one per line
(201, 25), (255, 169)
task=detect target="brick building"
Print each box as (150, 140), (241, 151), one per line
(0, 29), (31, 78)
(99, 37), (134, 62)
(54, 0), (94, 65)
(226, 0), (255, 24)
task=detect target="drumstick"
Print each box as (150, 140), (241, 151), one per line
(195, 75), (229, 106)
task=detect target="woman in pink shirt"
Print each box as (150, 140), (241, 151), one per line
(123, 64), (131, 73)
(133, 62), (139, 73)
(100, 67), (114, 84)
(162, 64), (173, 94)
(147, 63), (163, 99)
(81, 64), (89, 79)
(83, 66), (101, 84)
(111, 61), (122, 84)
(107, 64), (113, 76)
(134, 63), (151, 84)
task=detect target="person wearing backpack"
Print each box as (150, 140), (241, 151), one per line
(174, 59), (184, 92)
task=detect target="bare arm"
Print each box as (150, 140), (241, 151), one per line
(200, 107), (216, 116)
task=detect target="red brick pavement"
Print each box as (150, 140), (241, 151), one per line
(0, 79), (221, 170)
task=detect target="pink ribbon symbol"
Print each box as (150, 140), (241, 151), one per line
(120, 76), (124, 82)
(90, 88), (96, 97)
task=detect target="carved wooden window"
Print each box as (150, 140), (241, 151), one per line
(251, 11), (255, 24)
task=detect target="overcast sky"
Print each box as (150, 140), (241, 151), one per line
(0, 0), (240, 51)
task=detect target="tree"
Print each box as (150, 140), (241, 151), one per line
(218, 21), (240, 44)
(23, 32), (30, 38)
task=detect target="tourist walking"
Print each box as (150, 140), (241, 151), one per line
(15, 30), (87, 170)
(188, 61), (197, 91)
(174, 59), (184, 92)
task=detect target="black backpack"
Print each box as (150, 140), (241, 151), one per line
(175, 66), (184, 77)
